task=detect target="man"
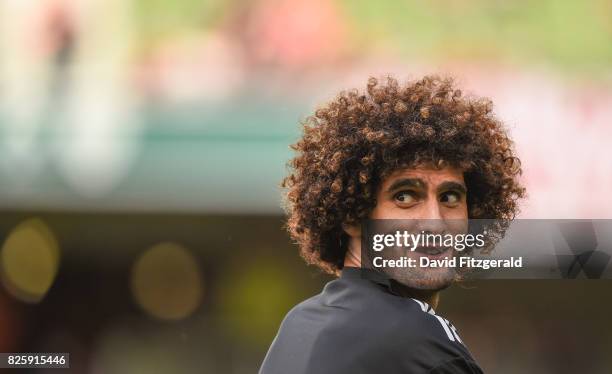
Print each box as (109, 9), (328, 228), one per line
(260, 76), (525, 373)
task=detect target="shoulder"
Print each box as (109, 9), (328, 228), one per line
(356, 295), (459, 348)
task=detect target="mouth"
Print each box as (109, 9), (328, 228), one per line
(413, 246), (453, 257)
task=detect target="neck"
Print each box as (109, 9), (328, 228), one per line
(343, 236), (441, 309)
(389, 282), (440, 309)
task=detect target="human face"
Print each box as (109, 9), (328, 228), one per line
(370, 166), (468, 291)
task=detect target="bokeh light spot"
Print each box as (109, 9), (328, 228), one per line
(130, 242), (203, 321)
(0, 218), (61, 303)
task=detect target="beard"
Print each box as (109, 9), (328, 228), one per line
(374, 247), (458, 291)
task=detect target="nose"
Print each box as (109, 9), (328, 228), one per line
(416, 198), (445, 233)
(422, 197), (443, 220)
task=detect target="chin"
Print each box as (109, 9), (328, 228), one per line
(406, 277), (454, 291)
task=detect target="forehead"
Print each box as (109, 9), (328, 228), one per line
(381, 166), (465, 188)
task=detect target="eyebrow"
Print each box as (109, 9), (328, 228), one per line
(385, 178), (467, 194)
(386, 178), (426, 193)
(437, 181), (467, 195)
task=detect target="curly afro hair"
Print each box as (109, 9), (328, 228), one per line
(282, 75), (525, 275)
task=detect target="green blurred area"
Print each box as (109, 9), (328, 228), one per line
(133, 0), (226, 45)
(132, 0), (612, 74)
(341, 0), (612, 74)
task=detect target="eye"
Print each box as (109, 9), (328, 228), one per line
(394, 191), (417, 204)
(440, 191), (461, 205)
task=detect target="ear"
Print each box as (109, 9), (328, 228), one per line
(342, 222), (361, 238)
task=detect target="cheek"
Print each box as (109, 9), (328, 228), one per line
(445, 203), (468, 219)
(370, 200), (417, 220)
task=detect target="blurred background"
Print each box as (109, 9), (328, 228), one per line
(0, 0), (611, 372)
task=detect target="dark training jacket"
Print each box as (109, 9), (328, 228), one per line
(259, 267), (483, 374)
